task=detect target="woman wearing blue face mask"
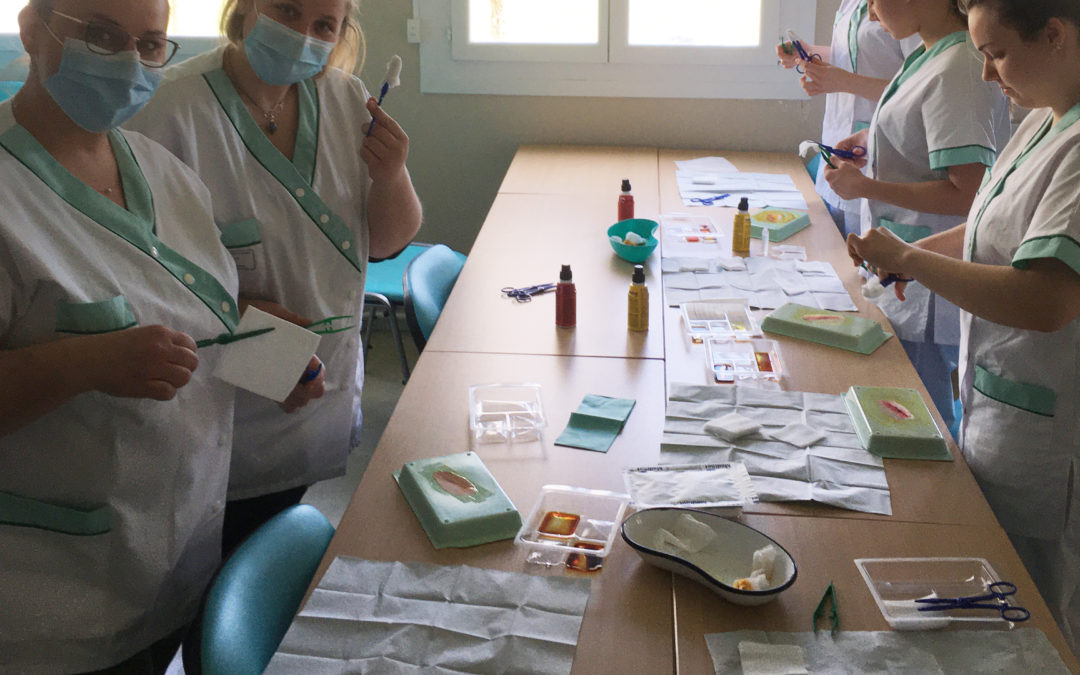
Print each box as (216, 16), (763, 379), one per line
(0, 0), (240, 672)
(129, 0), (422, 558)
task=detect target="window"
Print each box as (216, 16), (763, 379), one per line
(419, 0), (815, 99)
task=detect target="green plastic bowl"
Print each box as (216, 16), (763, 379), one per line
(608, 219), (659, 263)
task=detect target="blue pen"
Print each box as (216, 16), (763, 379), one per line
(300, 362), (323, 385)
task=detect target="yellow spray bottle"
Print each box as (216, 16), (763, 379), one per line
(627, 264), (649, 332)
(731, 196), (751, 257)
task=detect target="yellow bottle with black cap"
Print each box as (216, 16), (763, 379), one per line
(627, 264), (649, 332)
(732, 196), (751, 257)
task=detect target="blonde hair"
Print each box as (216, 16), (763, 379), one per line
(219, 0), (365, 74)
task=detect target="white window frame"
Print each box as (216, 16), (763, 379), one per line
(419, 0), (815, 99)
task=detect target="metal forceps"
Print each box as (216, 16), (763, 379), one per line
(501, 283), (556, 302)
(690, 193), (731, 206)
(915, 581), (1031, 622)
(781, 30), (822, 74)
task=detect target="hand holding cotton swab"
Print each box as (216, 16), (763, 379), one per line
(366, 55), (402, 137)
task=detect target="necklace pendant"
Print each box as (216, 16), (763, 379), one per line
(268, 120), (278, 134)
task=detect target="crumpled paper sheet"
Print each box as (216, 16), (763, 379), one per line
(661, 383), (892, 516)
(266, 557), (591, 675)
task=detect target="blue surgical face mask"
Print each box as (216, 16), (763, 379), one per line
(43, 39), (163, 133)
(244, 11), (336, 86)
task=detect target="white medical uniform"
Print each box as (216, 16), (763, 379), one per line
(0, 102), (239, 672)
(128, 47), (372, 500)
(960, 104), (1080, 653)
(863, 31), (1009, 429)
(816, 0), (920, 236)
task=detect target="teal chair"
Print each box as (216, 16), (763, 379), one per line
(403, 244), (467, 351)
(192, 504), (335, 675)
(362, 243), (432, 383)
(805, 151), (822, 180)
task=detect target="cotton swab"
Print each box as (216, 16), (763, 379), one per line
(366, 54), (402, 137)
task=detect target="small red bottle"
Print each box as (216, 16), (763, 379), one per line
(555, 264), (576, 327)
(618, 179), (634, 221)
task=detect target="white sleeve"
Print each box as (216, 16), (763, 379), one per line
(1014, 142), (1080, 276)
(921, 54), (1007, 170)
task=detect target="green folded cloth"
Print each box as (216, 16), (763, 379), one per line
(555, 395), (637, 453)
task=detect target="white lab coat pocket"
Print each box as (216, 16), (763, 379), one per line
(219, 217), (266, 293)
(962, 365), (1065, 540)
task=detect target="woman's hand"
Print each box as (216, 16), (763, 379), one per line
(800, 60), (854, 96)
(90, 325), (199, 401)
(833, 129), (870, 168)
(848, 228), (915, 300)
(362, 98), (410, 183)
(824, 159), (870, 200)
(776, 42), (800, 69)
(279, 355), (325, 413)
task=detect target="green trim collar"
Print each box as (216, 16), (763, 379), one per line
(0, 126), (239, 332)
(968, 103), (1080, 260)
(202, 69), (362, 275)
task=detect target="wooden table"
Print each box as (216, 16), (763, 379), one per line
(307, 145), (1078, 674)
(319, 351), (673, 674)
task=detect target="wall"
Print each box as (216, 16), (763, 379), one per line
(359, 0), (842, 253)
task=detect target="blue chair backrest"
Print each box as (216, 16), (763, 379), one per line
(200, 504), (335, 675)
(403, 244), (466, 350)
(805, 152), (822, 181)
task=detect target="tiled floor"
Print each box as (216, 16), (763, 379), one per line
(165, 313), (415, 674)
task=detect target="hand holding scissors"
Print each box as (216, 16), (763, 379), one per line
(781, 30), (822, 75)
(915, 581), (1030, 622)
(501, 283), (556, 303)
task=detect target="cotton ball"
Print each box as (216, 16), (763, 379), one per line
(670, 513), (716, 553)
(385, 55), (402, 88)
(798, 140), (820, 159)
(861, 276), (886, 299)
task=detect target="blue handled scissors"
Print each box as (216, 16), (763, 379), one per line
(501, 283), (556, 303)
(690, 193), (731, 206)
(781, 30), (822, 74)
(816, 141), (867, 161)
(915, 581), (1030, 622)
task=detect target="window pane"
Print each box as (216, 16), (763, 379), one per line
(169, 0), (227, 37)
(628, 0), (761, 47)
(469, 0), (599, 44)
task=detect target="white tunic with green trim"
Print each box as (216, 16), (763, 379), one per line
(863, 31), (1010, 345)
(128, 47), (371, 500)
(959, 104), (1080, 649)
(816, 0), (920, 221)
(0, 102), (239, 672)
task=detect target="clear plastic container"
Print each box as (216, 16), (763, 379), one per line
(855, 557), (1020, 630)
(659, 213), (720, 245)
(516, 485), (629, 572)
(469, 383), (546, 444)
(705, 337), (782, 384)
(681, 300), (761, 344)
